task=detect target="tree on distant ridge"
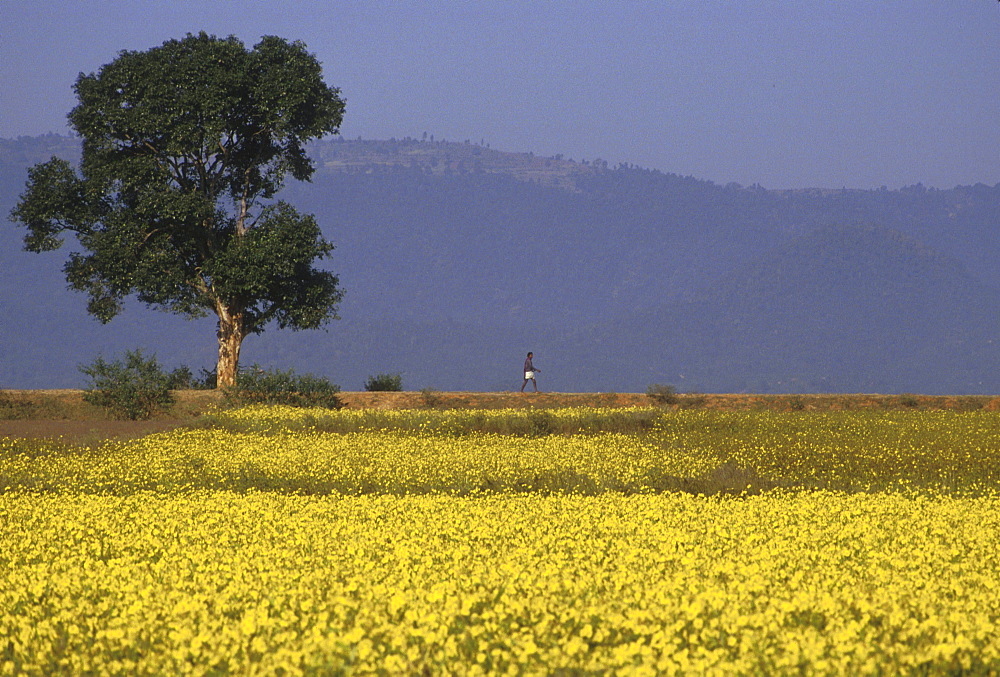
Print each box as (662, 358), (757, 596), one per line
(9, 32), (345, 387)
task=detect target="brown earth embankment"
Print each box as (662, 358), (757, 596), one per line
(3, 389), (999, 443)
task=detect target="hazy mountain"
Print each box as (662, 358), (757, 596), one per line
(2, 135), (999, 393)
(561, 225), (1000, 393)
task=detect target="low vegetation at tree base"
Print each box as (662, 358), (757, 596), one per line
(78, 349), (176, 420)
(222, 366), (342, 409)
(3, 406), (1000, 674)
(162, 365), (217, 391)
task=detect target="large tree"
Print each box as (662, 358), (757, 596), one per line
(9, 32), (346, 387)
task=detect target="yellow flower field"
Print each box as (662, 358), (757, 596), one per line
(3, 407), (1000, 674)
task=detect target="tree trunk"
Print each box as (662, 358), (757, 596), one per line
(216, 305), (246, 388)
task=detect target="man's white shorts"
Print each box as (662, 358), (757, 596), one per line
(524, 371), (535, 380)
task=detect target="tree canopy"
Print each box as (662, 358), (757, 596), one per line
(9, 32), (346, 386)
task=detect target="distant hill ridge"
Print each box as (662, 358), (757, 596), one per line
(5, 133), (997, 193)
(2, 134), (1000, 393)
(0, 134), (612, 191)
(312, 136), (612, 190)
(0, 134), (81, 167)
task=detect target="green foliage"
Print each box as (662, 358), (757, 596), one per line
(196, 369), (218, 390)
(79, 349), (175, 420)
(206, 202), (343, 333)
(646, 383), (678, 406)
(164, 366), (216, 390)
(223, 365), (342, 409)
(364, 372), (403, 392)
(9, 32), (346, 386)
(164, 366), (194, 390)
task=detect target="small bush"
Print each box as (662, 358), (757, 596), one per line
(364, 372), (403, 392)
(420, 387), (443, 409)
(646, 383), (678, 406)
(195, 368), (218, 390)
(79, 349), (175, 420)
(148, 365), (217, 390)
(224, 365), (343, 409)
(679, 392), (707, 409)
(165, 365), (194, 389)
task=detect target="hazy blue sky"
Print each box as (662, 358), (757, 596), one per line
(2, 1), (998, 189)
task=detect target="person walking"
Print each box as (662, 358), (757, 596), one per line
(521, 352), (540, 392)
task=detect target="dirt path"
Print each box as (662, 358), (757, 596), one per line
(0, 419), (190, 445)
